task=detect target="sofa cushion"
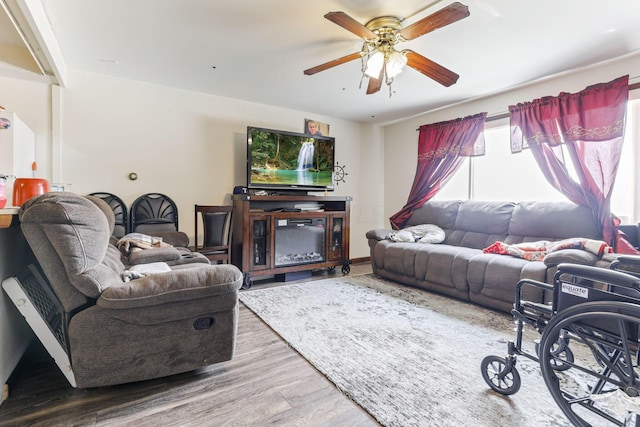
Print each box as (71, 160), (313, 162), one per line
(456, 201), (515, 234)
(374, 241), (421, 278)
(447, 201), (515, 249)
(467, 253), (547, 305)
(86, 195), (116, 235)
(416, 245), (480, 295)
(20, 193), (125, 299)
(405, 200), (460, 230)
(128, 246), (182, 265)
(506, 201), (601, 242)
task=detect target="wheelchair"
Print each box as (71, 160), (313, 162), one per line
(481, 256), (640, 426)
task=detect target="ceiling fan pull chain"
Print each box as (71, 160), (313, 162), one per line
(385, 74), (394, 98)
(358, 54), (368, 89)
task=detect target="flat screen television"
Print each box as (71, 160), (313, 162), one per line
(247, 126), (335, 192)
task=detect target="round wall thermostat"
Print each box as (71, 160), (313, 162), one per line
(129, 172), (138, 181)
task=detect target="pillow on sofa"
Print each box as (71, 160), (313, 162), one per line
(543, 249), (599, 267)
(388, 230), (415, 242)
(388, 224), (445, 244)
(415, 224), (446, 244)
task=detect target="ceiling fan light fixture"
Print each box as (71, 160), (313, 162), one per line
(305, 4), (470, 95)
(385, 50), (407, 79)
(364, 50), (384, 78)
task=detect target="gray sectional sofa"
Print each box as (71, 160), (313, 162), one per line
(367, 200), (609, 313)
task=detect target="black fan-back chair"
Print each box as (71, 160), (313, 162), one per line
(130, 193), (189, 247)
(88, 192), (128, 239)
(194, 205), (233, 264)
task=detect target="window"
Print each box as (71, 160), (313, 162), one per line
(434, 98), (639, 223)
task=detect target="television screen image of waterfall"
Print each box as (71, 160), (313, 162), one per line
(297, 142), (314, 171)
(249, 128), (334, 188)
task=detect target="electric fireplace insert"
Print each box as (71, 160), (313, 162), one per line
(274, 217), (326, 267)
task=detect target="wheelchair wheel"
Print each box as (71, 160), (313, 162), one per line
(535, 336), (575, 371)
(481, 355), (521, 395)
(539, 301), (640, 426)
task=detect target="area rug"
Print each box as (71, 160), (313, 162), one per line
(239, 274), (571, 427)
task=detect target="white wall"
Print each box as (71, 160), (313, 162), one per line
(0, 76), (51, 178)
(383, 54), (640, 222)
(31, 69), (379, 259)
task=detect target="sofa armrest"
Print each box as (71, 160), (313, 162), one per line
(151, 230), (189, 248)
(127, 246), (182, 265)
(366, 229), (392, 241)
(543, 249), (599, 267)
(98, 264), (242, 309)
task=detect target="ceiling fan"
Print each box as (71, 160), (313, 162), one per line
(303, 2), (470, 95)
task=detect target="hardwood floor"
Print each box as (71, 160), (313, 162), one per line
(0, 264), (378, 427)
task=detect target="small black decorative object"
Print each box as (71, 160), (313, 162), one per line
(334, 161), (348, 185)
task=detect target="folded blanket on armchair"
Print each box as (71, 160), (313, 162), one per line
(483, 238), (613, 261)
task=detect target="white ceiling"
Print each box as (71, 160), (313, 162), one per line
(3, 0), (640, 124)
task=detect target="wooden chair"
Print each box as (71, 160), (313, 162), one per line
(194, 205), (233, 264)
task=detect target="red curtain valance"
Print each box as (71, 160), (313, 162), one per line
(510, 75), (628, 152)
(417, 112), (487, 160)
(389, 112), (487, 229)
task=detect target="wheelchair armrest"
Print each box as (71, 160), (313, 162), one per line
(514, 278), (554, 311)
(609, 255), (640, 273)
(557, 263), (640, 290)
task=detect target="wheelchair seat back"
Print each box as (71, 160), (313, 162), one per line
(554, 264), (640, 341)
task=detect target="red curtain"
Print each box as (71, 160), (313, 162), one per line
(389, 112), (487, 229)
(510, 75), (637, 254)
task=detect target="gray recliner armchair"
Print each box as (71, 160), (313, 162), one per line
(11, 192), (242, 388)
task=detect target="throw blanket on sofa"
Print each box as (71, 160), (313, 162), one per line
(116, 233), (171, 256)
(483, 238), (613, 261)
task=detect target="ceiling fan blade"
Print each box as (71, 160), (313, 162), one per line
(366, 66), (384, 95)
(405, 50), (459, 87)
(325, 11), (377, 40)
(304, 52), (362, 75)
(399, 2), (470, 40)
